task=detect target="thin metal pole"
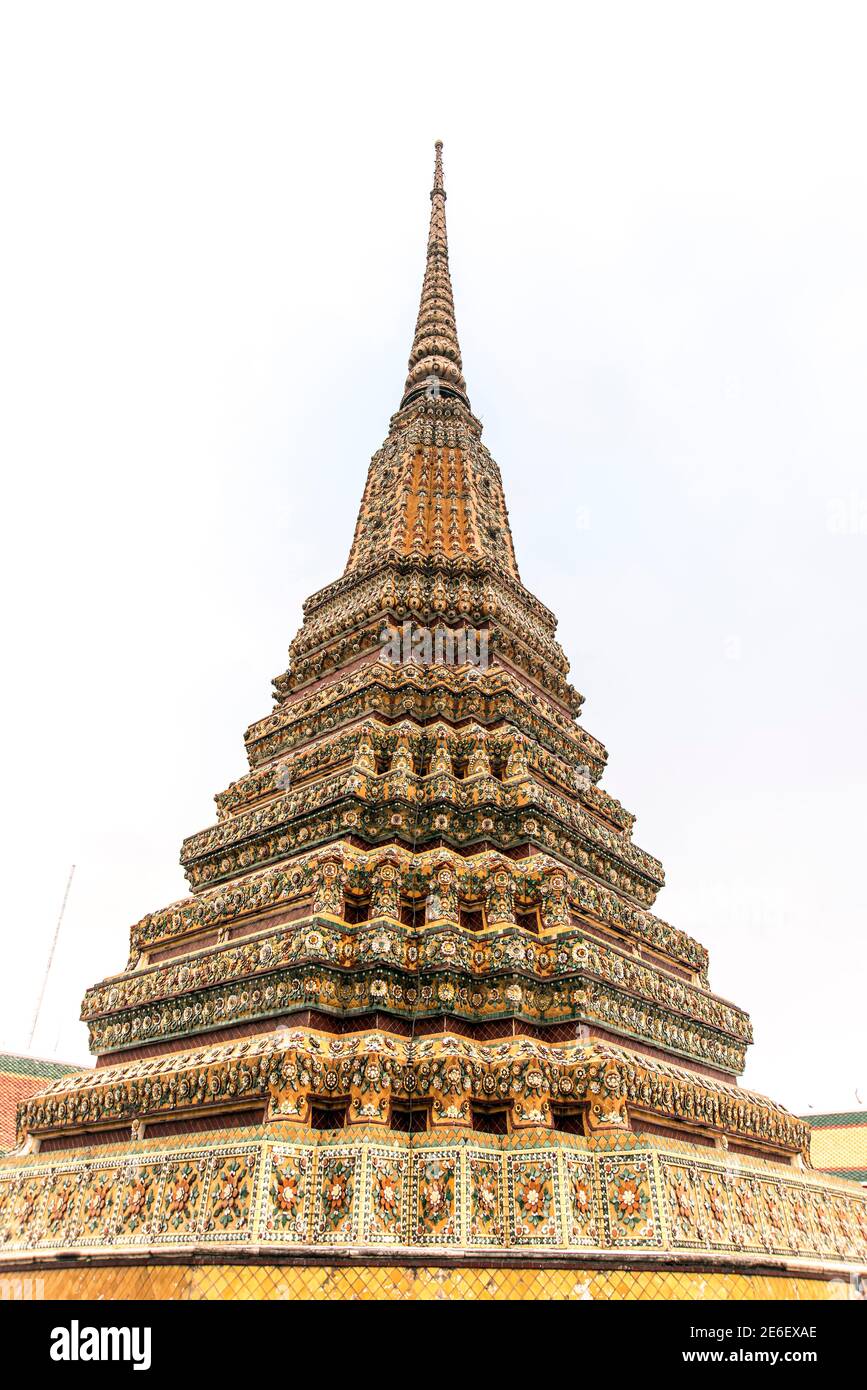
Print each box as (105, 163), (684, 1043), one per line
(28, 864), (76, 1052)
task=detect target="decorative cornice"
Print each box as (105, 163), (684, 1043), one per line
(15, 1032), (798, 1155)
(245, 662), (601, 771)
(127, 846), (707, 976)
(83, 911), (750, 1070)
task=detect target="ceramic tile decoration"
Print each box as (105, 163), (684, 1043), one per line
(1, 1132), (864, 1270)
(1, 144), (865, 1300)
(469, 1154), (505, 1245)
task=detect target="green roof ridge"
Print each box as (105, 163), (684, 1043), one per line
(800, 1110), (867, 1128)
(0, 1053), (81, 1080)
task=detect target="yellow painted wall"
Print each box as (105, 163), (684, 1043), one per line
(1, 1263), (859, 1301)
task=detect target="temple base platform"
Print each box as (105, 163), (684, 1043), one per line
(1, 1125), (864, 1299)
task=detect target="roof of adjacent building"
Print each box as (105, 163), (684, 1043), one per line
(803, 1110), (867, 1129)
(801, 1110), (867, 1184)
(0, 1052), (82, 1081)
(0, 1052), (82, 1151)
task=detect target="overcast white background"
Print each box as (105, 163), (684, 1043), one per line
(0, 2), (864, 1117)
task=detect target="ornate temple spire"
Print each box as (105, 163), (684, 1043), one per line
(342, 143), (521, 581)
(7, 139), (863, 1299)
(400, 141), (470, 411)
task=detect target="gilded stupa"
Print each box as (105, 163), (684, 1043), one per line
(2, 145), (865, 1301)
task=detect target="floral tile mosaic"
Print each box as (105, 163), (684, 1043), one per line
(364, 1149), (409, 1244)
(116, 1163), (162, 1242)
(262, 1147), (310, 1242)
(313, 1150), (358, 1244)
(507, 1153), (560, 1245)
(468, 1154), (504, 1245)
(564, 1155), (599, 1246)
(203, 1153), (258, 1240)
(156, 1157), (208, 1240)
(75, 1165), (120, 1245)
(600, 1154), (658, 1247)
(412, 1151), (459, 1245)
(0, 1136), (865, 1272)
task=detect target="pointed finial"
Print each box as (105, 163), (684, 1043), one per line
(400, 142), (470, 411)
(432, 140), (445, 199)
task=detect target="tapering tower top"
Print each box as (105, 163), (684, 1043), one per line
(432, 137), (445, 193)
(400, 141), (470, 411)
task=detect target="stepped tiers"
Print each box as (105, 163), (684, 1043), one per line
(2, 146), (863, 1300)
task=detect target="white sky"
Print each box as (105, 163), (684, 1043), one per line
(0, 2), (864, 1117)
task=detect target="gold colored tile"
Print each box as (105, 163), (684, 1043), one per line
(16, 1262), (859, 1301)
